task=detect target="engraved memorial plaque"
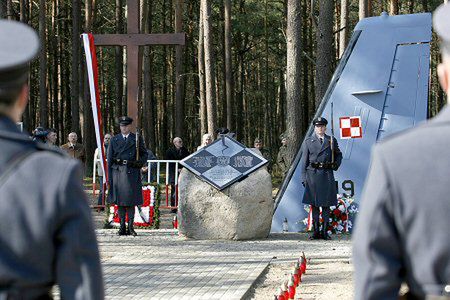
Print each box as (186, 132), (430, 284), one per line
(180, 136), (268, 190)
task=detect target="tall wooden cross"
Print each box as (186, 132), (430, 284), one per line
(94, 0), (185, 129)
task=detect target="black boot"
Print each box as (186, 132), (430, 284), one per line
(321, 220), (332, 240)
(309, 221), (321, 240)
(321, 207), (332, 240)
(117, 206), (128, 236)
(127, 221), (137, 236)
(127, 206), (137, 236)
(118, 217), (127, 236)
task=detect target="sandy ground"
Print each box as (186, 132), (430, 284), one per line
(246, 255), (353, 300)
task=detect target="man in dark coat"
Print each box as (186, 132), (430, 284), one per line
(300, 117), (342, 240)
(165, 137), (190, 212)
(0, 20), (103, 299)
(353, 5), (450, 299)
(107, 116), (148, 236)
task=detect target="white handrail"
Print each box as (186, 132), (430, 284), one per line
(92, 159), (181, 187)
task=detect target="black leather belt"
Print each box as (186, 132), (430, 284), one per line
(113, 158), (142, 168)
(113, 158), (129, 165)
(310, 162), (333, 169)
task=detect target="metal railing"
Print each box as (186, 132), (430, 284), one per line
(93, 159), (181, 209)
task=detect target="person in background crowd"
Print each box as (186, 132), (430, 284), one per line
(32, 126), (48, 143)
(253, 137), (272, 173)
(45, 128), (57, 146)
(353, 4), (450, 299)
(94, 133), (111, 208)
(277, 134), (289, 176)
(0, 19), (103, 299)
(108, 117), (148, 236)
(141, 148), (157, 183)
(61, 132), (85, 163)
(197, 133), (213, 150)
(165, 137), (190, 213)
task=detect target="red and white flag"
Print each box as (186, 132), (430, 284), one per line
(82, 33), (108, 184)
(339, 116), (363, 139)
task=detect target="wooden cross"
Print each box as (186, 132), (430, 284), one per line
(94, 0), (185, 129)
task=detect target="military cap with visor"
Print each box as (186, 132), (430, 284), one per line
(313, 117), (328, 126)
(0, 20), (40, 99)
(118, 116), (133, 126)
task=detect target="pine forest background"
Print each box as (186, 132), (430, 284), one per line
(0, 0), (446, 175)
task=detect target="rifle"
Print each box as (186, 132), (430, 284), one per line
(136, 127), (140, 161)
(331, 102), (335, 164)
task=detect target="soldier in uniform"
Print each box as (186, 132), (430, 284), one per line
(254, 137), (272, 173)
(353, 5), (450, 299)
(300, 117), (342, 240)
(107, 117), (148, 236)
(0, 20), (103, 298)
(276, 134), (289, 175)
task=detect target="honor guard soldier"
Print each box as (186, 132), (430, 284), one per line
(353, 5), (450, 300)
(0, 21), (104, 298)
(107, 116), (148, 236)
(300, 117), (342, 240)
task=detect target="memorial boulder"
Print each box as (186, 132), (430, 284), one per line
(178, 136), (273, 240)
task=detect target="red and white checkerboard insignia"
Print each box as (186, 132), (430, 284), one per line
(339, 116), (362, 139)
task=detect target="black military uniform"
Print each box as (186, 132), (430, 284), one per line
(300, 117), (342, 240)
(0, 20), (103, 299)
(107, 117), (148, 236)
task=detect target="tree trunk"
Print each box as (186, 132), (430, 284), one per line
(71, 0), (80, 132)
(219, 4), (226, 128)
(224, 0), (233, 130)
(51, 0), (59, 133)
(161, 0), (169, 153)
(408, 0), (414, 14)
(142, 0), (155, 150)
(175, 0), (185, 138)
(339, 0), (348, 58)
(315, 0), (334, 107)
(20, 0), (30, 129)
(198, 3), (207, 139)
(286, 0), (302, 165)
(201, 0), (217, 135)
(6, 0), (13, 20)
(39, 0), (47, 127)
(359, 0), (369, 20)
(421, 0), (428, 11)
(84, 0), (95, 174)
(389, 0), (398, 15)
(115, 0), (124, 120)
(0, 1), (6, 18)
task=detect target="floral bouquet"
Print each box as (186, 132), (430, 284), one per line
(301, 194), (359, 234)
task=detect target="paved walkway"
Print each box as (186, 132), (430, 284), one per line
(84, 230), (352, 300)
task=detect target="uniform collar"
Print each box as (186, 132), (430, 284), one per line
(0, 115), (22, 134)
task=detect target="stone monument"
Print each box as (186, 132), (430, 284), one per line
(178, 136), (273, 240)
